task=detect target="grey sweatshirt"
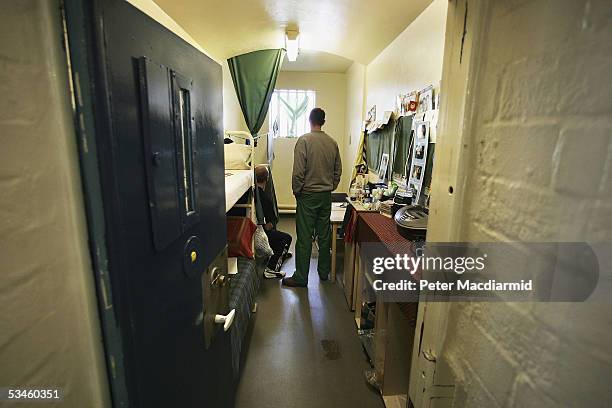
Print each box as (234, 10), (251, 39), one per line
(292, 131), (342, 196)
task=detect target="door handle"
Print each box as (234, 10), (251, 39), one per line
(214, 309), (235, 332)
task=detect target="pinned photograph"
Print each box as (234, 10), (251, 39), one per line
(415, 145), (425, 160)
(417, 122), (429, 141)
(417, 85), (434, 113)
(412, 165), (423, 180)
(396, 95), (403, 114)
(406, 91), (419, 115)
(378, 153), (390, 180)
(367, 105), (376, 123)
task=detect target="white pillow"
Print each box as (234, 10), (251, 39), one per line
(224, 143), (252, 169)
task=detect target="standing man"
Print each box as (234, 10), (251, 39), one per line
(283, 108), (342, 287)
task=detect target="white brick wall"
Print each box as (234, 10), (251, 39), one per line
(0, 1), (110, 405)
(440, 0), (612, 406)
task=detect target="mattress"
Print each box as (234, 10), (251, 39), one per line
(224, 169), (253, 212)
(229, 257), (261, 377)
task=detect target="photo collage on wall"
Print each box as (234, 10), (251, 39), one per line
(408, 120), (429, 203)
(396, 85), (435, 117)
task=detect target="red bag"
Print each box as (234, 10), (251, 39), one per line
(227, 216), (256, 258)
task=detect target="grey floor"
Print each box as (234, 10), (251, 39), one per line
(235, 215), (384, 408)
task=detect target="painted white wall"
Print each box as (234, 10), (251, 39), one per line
(425, 0), (612, 406)
(222, 61), (249, 134)
(270, 71), (347, 209)
(0, 1), (111, 406)
(342, 0), (447, 190)
(128, 0), (208, 55)
(365, 0), (447, 118)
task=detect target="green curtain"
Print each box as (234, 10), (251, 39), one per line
(228, 49), (283, 225)
(392, 115), (414, 177)
(227, 49), (285, 137)
(366, 117), (397, 176)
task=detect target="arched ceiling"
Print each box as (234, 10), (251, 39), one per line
(281, 50), (352, 73)
(154, 0), (433, 70)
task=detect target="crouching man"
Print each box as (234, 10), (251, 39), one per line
(255, 165), (292, 278)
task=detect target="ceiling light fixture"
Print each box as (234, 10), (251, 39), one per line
(285, 29), (299, 62)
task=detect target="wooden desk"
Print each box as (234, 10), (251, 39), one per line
(346, 197), (380, 213)
(351, 212), (419, 408)
(329, 203), (347, 283)
(342, 199), (379, 309)
(353, 213), (419, 323)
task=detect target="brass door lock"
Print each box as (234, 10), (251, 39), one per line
(209, 266), (227, 287)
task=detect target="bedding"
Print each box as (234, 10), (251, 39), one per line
(229, 257), (261, 378)
(224, 143), (252, 169)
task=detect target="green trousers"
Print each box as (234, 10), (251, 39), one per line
(294, 191), (332, 285)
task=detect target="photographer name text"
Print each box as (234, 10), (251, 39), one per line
(372, 279), (533, 292)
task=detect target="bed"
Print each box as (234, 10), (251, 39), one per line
(224, 131), (262, 378)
